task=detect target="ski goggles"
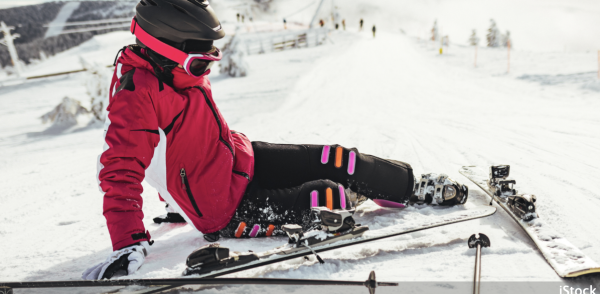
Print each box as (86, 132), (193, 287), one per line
(130, 17), (222, 77)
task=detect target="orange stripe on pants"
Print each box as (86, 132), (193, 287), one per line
(326, 187), (333, 210)
(335, 146), (343, 168)
(266, 224), (275, 237)
(235, 222), (247, 238)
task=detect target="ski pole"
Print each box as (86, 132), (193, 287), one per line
(0, 271), (396, 293)
(468, 233), (491, 294)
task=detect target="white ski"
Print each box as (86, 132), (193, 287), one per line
(460, 165), (600, 278)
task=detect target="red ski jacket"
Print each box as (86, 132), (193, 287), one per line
(98, 47), (254, 251)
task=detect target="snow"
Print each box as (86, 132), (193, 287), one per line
(303, 229), (329, 241)
(1, 0), (600, 293)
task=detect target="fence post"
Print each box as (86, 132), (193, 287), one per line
(474, 45), (477, 68)
(507, 40), (511, 73)
(259, 40), (264, 54)
(0, 21), (23, 77)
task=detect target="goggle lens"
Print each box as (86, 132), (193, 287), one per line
(189, 59), (214, 76)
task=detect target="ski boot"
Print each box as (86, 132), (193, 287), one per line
(307, 206), (360, 234)
(280, 207), (369, 261)
(153, 203), (186, 224)
(410, 173), (468, 205)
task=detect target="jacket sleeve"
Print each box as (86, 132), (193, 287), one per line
(98, 68), (159, 251)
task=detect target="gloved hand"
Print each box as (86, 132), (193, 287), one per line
(82, 241), (149, 280)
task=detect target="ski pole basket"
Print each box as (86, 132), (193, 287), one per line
(468, 233), (491, 294)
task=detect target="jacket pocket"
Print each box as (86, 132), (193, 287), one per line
(180, 168), (203, 217)
(231, 132), (254, 181)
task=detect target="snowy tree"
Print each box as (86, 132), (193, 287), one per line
(40, 97), (89, 125)
(486, 19), (500, 47)
(80, 57), (111, 121)
(502, 30), (512, 47)
(253, 0), (272, 12)
(431, 20), (439, 41)
(220, 28), (249, 77)
(468, 29), (480, 46)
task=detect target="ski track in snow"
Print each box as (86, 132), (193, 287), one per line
(1, 5), (600, 293)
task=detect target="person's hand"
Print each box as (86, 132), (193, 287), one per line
(81, 242), (149, 280)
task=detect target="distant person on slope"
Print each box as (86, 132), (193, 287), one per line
(372, 25), (376, 37)
(82, 0), (469, 280)
(359, 18), (364, 31)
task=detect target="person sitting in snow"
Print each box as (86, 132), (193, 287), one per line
(82, 0), (468, 280)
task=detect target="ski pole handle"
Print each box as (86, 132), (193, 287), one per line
(468, 233), (491, 294)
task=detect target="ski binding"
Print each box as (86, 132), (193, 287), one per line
(460, 165), (600, 277)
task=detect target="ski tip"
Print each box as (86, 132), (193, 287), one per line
(565, 267), (600, 278)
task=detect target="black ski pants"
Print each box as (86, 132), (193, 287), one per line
(220, 142), (414, 238)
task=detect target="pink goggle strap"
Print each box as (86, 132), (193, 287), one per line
(130, 17), (188, 65)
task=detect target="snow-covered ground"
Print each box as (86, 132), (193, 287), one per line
(1, 0), (600, 293)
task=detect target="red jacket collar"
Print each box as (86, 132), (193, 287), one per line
(119, 47), (210, 91)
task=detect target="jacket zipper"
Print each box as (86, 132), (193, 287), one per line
(232, 170), (250, 180)
(196, 87), (250, 182)
(196, 86), (233, 155)
(180, 168), (203, 217)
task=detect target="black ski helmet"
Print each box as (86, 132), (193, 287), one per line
(135, 0), (225, 52)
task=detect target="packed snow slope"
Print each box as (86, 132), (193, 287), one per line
(1, 2), (600, 294)
(268, 0), (600, 52)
